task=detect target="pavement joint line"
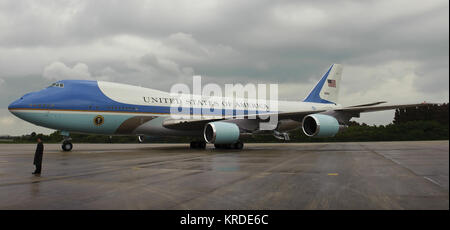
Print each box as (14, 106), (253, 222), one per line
(359, 143), (447, 190)
(423, 176), (442, 187)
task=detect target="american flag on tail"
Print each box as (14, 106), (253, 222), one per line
(327, 79), (336, 87)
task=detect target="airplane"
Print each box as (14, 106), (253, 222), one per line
(8, 64), (432, 151)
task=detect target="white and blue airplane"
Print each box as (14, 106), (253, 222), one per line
(8, 64), (430, 151)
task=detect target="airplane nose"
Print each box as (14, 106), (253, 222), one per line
(8, 101), (16, 111)
(8, 97), (23, 111)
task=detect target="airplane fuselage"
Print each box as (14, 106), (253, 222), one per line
(8, 80), (339, 136)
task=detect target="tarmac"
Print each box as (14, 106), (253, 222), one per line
(0, 141), (448, 209)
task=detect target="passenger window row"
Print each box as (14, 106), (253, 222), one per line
(88, 106), (139, 111)
(30, 104), (55, 108)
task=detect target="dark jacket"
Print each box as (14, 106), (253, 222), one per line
(33, 142), (44, 165)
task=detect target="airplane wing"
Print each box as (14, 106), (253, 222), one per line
(162, 103), (436, 130)
(162, 110), (326, 130)
(162, 117), (223, 130)
(336, 102), (433, 113)
(330, 102), (437, 122)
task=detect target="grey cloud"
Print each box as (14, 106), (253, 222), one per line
(43, 62), (92, 80)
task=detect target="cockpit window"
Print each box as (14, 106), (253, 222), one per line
(49, 83), (64, 88)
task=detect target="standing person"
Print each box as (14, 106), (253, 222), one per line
(33, 138), (44, 175)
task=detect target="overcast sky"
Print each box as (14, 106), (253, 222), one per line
(0, 0), (448, 135)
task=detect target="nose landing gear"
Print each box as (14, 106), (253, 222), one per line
(60, 131), (73, 151)
(62, 140), (73, 151)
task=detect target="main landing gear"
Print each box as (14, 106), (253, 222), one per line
(190, 140), (244, 149)
(190, 141), (206, 149)
(60, 131), (73, 151)
(214, 141), (244, 150)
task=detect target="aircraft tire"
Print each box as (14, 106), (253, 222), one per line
(233, 141), (244, 150)
(62, 141), (73, 152)
(215, 141), (244, 150)
(190, 141), (206, 149)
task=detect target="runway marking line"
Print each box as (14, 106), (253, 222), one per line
(327, 173), (339, 176)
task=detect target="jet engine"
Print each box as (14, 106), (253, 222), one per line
(203, 121), (240, 144)
(302, 114), (345, 137)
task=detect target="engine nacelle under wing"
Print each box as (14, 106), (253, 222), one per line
(203, 121), (240, 144)
(302, 114), (345, 137)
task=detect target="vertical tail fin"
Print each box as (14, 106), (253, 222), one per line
(303, 64), (343, 104)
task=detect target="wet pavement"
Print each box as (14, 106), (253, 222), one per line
(0, 141), (448, 209)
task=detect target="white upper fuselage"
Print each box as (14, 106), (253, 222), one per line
(98, 81), (340, 117)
